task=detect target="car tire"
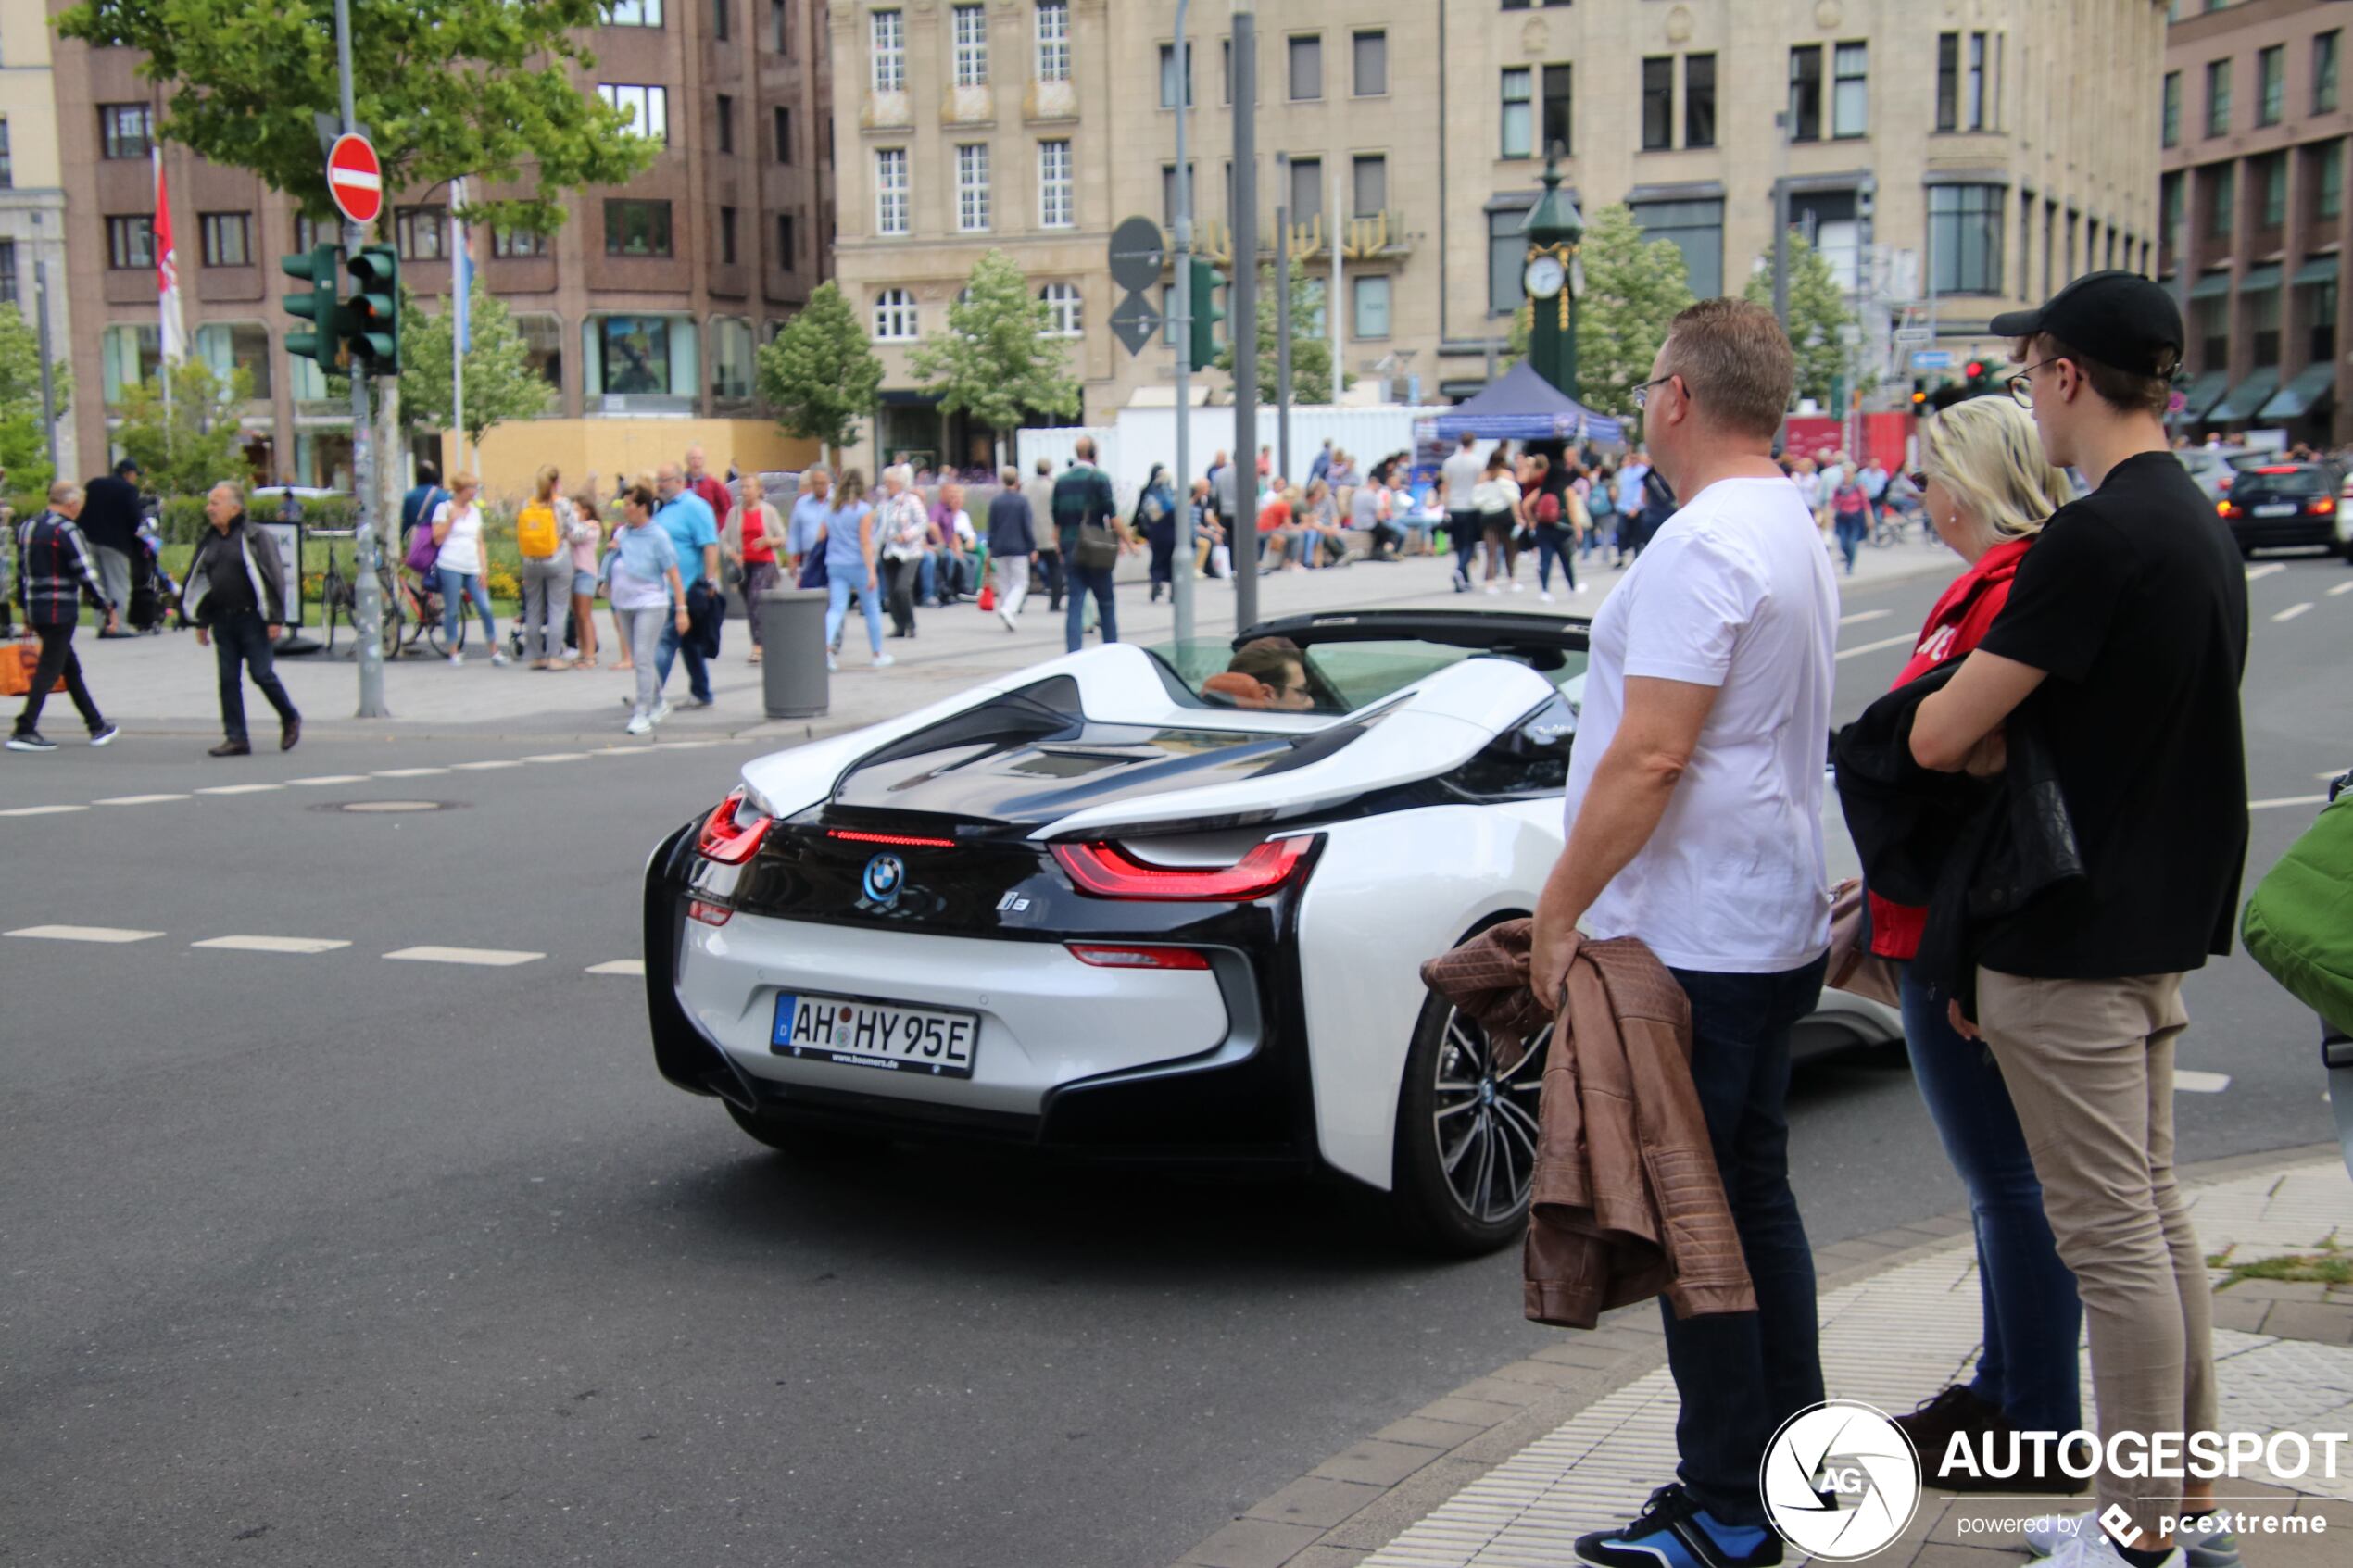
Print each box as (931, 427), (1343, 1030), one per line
(1388, 983), (1548, 1257)
(724, 1100), (881, 1159)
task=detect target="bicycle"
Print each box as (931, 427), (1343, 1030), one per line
(316, 530), (405, 660)
(318, 531), (463, 659)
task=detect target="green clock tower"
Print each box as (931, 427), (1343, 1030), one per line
(1519, 148), (1584, 402)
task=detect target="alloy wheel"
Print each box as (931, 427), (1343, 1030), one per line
(1430, 1010), (1547, 1224)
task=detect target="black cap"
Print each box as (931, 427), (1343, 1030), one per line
(1987, 271), (2183, 378)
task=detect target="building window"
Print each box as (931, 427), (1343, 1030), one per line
(1289, 34), (1321, 101)
(604, 198), (673, 257)
(2211, 164), (2236, 237)
(2162, 72), (2181, 148)
(602, 0), (662, 24)
(772, 0), (789, 53)
(2261, 153), (2288, 228)
(1036, 1), (1069, 82)
(778, 212), (797, 268)
(1792, 190), (1862, 291)
(492, 228), (546, 258)
(0, 119), (9, 191)
(1966, 31), (1986, 128)
(2161, 170), (2184, 251)
(716, 94), (735, 154)
(2319, 31), (2342, 114)
(1789, 45), (1822, 143)
(102, 324), (162, 405)
(1353, 274), (1391, 340)
(100, 104), (154, 161)
(1160, 44), (1194, 108)
(594, 316), (684, 396)
(2259, 44), (2284, 125)
(1539, 64), (1572, 158)
(1041, 282), (1082, 336)
(514, 313), (563, 391)
(875, 147), (909, 235)
(874, 288), (918, 341)
(1500, 69), (1533, 158)
(1681, 54), (1716, 149)
(1038, 139), (1074, 228)
(199, 212), (251, 268)
(107, 215), (154, 271)
(710, 316), (752, 400)
(775, 106), (792, 163)
(1831, 42), (1867, 138)
(950, 3), (988, 87)
(1927, 183), (2004, 295)
(2207, 57), (2232, 136)
(194, 320), (273, 401)
(711, 0), (730, 40)
(1352, 154), (1386, 219)
(2194, 294), (2228, 371)
(598, 84), (670, 142)
(396, 205), (447, 261)
(2251, 286), (2282, 368)
(1488, 203), (1530, 315)
(1353, 31), (1386, 96)
(2308, 275), (2339, 364)
(1161, 161), (1194, 224)
(872, 8), (906, 93)
(0, 241), (15, 307)
(1936, 35), (1958, 131)
(719, 204), (737, 264)
(1632, 198), (1724, 297)
(1641, 56), (1672, 151)
(2320, 139), (2346, 221)
(956, 143), (990, 232)
(1289, 157), (1323, 227)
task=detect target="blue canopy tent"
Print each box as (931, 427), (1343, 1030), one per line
(1418, 361), (1628, 447)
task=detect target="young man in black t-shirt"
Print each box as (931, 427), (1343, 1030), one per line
(1911, 272), (2246, 1568)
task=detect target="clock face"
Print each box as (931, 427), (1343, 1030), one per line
(1524, 255), (1567, 300)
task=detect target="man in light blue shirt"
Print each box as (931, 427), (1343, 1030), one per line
(787, 466), (832, 570)
(1616, 454), (1650, 518)
(653, 462), (721, 706)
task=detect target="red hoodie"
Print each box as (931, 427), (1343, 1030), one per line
(1867, 534), (2034, 960)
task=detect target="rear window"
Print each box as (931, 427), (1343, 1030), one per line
(2240, 468), (2331, 495)
(1146, 638), (1587, 714)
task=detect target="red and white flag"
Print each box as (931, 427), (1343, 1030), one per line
(154, 145), (185, 365)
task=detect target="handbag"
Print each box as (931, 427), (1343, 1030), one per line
(1825, 878), (1902, 1008)
(1073, 522), (1121, 571)
(798, 550), (829, 590)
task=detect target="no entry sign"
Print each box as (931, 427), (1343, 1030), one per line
(327, 133), (383, 226)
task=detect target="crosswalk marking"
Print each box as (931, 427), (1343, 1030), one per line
(451, 759), (526, 771)
(2246, 562), (2287, 581)
(2174, 1070), (2233, 1094)
(94, 793), (192, 806)
(2271, 602), (2313, 623)
(194, 783), (285, 796)
(372, 767), (450, 778)
(0, 804), (89, 817)
(6, 924), (163, 944)
(1835, 633), (1917, 662)
(192, 935), (351, 955)
(1838, 609), (1891, 627)
(585, 959), (646, 976)
(384, 944), (544, 967)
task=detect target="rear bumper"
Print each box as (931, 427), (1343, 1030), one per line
(2231, 515), (2343, 549)
(641, 821), (1322, 1164)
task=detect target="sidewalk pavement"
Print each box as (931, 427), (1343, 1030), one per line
(12, 534), (1960, 748)
(1173, 1152), (2353, 1568)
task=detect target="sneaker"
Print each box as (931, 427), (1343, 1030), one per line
(6, 731), (57, 753)
(448, 652), (464, 667)
(683, 696), (714, 709)
(88, 722), (120, 746)
(489, 649), (510, 667)
(2026, 1511), (2234, 1567)
(873, 653), (896, 669)
(624, 713), (653, 736)
(649, 697), (673, 726)
(2040, 1528), (2184, 1568)
(1000, 608), (1018, 633)
(1511, 581), (1526, 594)
(1574, 1484), (1780, 1568)
(1541, 591), (1555, 603)
(825, 652), (837, 671)
(1485, 583), (1501, 596)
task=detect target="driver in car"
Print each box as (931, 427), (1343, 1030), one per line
(1200, 639), (1315, 711)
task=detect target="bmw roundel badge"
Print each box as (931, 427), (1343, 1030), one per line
(862, 852), (907, 909)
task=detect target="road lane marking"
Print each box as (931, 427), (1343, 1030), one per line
(6, 924), (163, 944)
(94, 793), (192, 806)
(1835, 633), (1918, 661)
(1838, 609), (1892, 626)
(372, 767), (450, 778)
(192, 935), (352, 955)
(2333, 581), (2353, 596)
(2251, 794), (2331, 810)
(2246, 563), (2287, 581)
(522, 751), (591, 763)
(2174, 1070), (2233, 1094)
(585, 959), (645, 976)
(286, 774), (370, 785)
(2272, 602), (2314, 622)
(194, 783), (285, 796)
(451, 759), (526, 771)
(384, 945), (544, 967)
(0, 804), (89, 817)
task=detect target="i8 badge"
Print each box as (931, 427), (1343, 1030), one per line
(862, 852), (906, 909)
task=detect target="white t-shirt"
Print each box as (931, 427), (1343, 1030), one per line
(432, 501), (484, 575)
(1561, 475), (1839, 973)
(1441, 449), (1484, 512)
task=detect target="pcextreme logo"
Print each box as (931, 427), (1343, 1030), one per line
(1758, 1400), (1923, 1561)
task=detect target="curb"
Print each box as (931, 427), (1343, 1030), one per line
(1167, 1141), (2345, 1568)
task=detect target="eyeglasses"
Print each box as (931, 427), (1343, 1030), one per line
(2007, 357), (2064, 408)
(1629, 374), (1680, 412)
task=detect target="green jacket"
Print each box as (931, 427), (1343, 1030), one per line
(1050, 463), (1117, 556)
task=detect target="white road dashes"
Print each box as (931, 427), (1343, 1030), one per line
(450, 759), (526, 771)
(384, 945), (545, 967)
(194, 783), (284, 796)
(286, 774), (371, 785)
(585, 959), (646, 976)
(191, 935), (351, 955)
(0, 803), (89, 817)
(6, 924), (163, 943)
(94, 793), (191, 806)
(2272, 602), (2314, 623)
(2246, 563), (2288, 581)
(2174, 1070), (2233, 1094)
(1838, 609), (1892, 627)
(2332, 581), (2353, 597)
(2251, 794), (2332, 810)
(1835, 633), (1918, 662)
(372, 767), (451, 779)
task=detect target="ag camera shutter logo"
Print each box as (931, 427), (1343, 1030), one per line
(1759, 1400), (1922, 1560)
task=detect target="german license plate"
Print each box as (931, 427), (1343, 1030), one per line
(2255, 502), (2299, 517)
(772, 992), (979, 1077)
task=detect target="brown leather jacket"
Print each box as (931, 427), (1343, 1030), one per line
(1421, 922), (1755, 1329)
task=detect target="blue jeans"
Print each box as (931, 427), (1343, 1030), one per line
(436, 566), (496, 646)
(1533, 529), (1576, 592)
(1899, 963), (2085, 1435)
(825, 570), (885, 654)
(1834, 513), (1867, 573)
(1063, 562), (1117, 653)
(1658, 956), (1830, 1527)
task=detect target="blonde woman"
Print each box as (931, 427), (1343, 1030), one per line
(519, 464), (586, 670)
(1864, 396), (2089, 1485)
(568, 483), (607, 668)
(428, 471), (504, 665)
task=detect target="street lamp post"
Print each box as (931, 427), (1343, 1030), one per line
(1170, 0), (1194, 643)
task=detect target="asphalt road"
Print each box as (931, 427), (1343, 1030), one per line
(3, 546), (2345, 1568)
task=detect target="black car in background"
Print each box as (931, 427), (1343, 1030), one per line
(2218, 459), (2351, 558)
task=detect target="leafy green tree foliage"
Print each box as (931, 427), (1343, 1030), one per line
(1574, 205), (1695, 421)
(391, 282), (554, 446)
(909, 250), (1082, 437)
(756, 282), (885, 455)
(110, 358), (252, 500)
(1214, 257), (1333, 405)
(1742, 231), (1856, 408)
(0, 303), (69, 497)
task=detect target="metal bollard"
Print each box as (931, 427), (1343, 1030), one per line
(758, 588), (830, 719)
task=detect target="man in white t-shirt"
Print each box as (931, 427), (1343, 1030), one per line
(1439, 433), (1485, 591)
(1531, 299), (1839, 1568)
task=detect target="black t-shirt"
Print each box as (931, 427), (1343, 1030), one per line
(78, 475), (142, 553)
(1973, 450), (2249, 978)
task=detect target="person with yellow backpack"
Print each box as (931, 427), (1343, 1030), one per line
(516, 465), (588, 670)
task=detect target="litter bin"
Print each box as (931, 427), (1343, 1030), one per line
(758, 588), (830, 719)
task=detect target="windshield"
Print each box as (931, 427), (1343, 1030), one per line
(1145, 637), (1588, 715)
(2238, 468), (2332, 495)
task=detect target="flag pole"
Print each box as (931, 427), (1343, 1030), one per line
(451, 177), (468, 475)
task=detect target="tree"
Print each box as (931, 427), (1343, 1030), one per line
(1742, 231), (1857, 408)
(110, 358), (252, 499)
(757, 282), (885, 456)
(390, 281), (554, 447)
(0, 303), (69, 497)
(909, 250), (1081, 442)
(1214, 257), (1333, 405)
(1574, 204), (1695, 421)
(57, 0), (654, 235)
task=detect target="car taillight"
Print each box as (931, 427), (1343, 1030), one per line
(2256, 464), (2300, 474)
(697, 787), (773, 864)
(1052, 835), (1315, 901)
(827, 827), (958, 848)
(2218, 500), (2239, 519)
(2313, 496), (2337, 516)
(1067, 943), (1212, 971)
(688, 899), (734, 927)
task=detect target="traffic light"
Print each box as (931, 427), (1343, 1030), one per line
(1187, 257), (1225, 373)
(344, 244), (400, 376)
(280, 244), (345, 370)
(1910, 378), (1930, 410)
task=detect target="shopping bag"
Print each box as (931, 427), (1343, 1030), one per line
(978, 581), (997, 612)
